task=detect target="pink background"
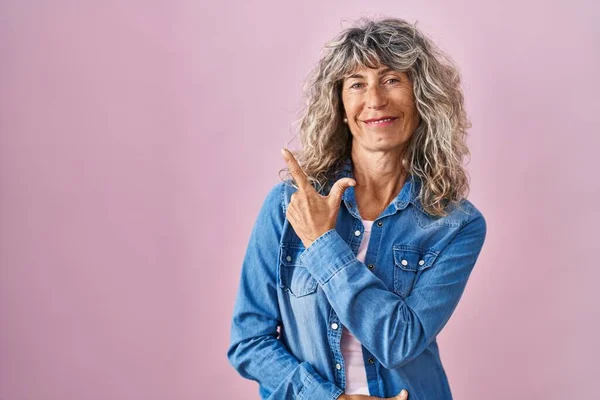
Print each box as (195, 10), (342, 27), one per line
(1, 1), (598, 399)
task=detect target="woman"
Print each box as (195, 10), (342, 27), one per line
(227, 17), (487, 400)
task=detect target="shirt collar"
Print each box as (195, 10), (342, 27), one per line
(337, 157), (422, 214)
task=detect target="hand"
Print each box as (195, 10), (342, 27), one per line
(281, 148), (356, 248)
(337, 389), (409, 400)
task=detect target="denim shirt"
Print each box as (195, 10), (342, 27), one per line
(227, 158), (487, 400)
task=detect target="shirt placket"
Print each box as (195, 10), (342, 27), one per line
(361, 217), (385, 397)
(328, 215), (363, 390)
(333, 188), (397, 396)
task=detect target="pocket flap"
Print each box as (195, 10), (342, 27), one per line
(393, 244), (438, 271)
(280, 243), (306, 267)
(278, 243), (316, 297)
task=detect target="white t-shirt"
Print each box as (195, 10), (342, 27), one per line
(340, 219), (373, 395)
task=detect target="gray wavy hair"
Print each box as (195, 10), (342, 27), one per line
(279, 17), (472, 217)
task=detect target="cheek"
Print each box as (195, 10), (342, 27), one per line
(399, 96), (418, 117)
(406, 102), (418, 118)
(342, 98), (357, 116)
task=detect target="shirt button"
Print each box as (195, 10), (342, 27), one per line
(401, 259), (408, 266)
(377, 221), (383, 227)
(419, 259), (425, 266)
(286, 255), (292, 262)
(335, 363), (342, 370)
(331, 323), (339, 330)
(367, 264), (374, 270)
(354, 230), (361, 236)
(368, 358), (374, 364)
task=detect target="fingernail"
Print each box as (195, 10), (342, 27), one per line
(400, 389), (407, 395)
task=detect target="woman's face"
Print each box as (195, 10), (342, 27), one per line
(341, 65), (420, 153)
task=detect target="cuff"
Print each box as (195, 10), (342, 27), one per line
(298, 362), (344, 400)
(299, 229), (356, 285)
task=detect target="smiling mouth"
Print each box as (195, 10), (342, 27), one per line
(363, 117), (398, 125)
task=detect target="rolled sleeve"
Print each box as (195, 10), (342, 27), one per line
(297, 362), (343, 400)
(299, 229), (357, 285)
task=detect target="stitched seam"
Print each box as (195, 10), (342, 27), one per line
(306, 228), (337, 251)
(321, 258), (358, 285)
(297, 371), (315, 400)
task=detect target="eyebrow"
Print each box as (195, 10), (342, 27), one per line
(345, 67), (396, 80)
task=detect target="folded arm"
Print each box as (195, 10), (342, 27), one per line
(299, 212), (487, 370)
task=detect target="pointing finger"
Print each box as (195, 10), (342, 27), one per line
(281, 148), (312, 193)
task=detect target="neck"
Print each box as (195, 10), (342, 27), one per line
(350, 146), (407, 218)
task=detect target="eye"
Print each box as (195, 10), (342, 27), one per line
(349, 82), (364, 89)
(385, 78), (400, 84)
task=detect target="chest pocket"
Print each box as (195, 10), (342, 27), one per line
(278, 243), (318, 297)
(393, 244), (439, 298)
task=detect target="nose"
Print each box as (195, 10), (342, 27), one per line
(366, 85), (387, 110)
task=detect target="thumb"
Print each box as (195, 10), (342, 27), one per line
(328, 178), (356, 204)
(384, 389), (408, 400)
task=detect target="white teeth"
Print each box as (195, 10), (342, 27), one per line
(367, 118), (394, 124)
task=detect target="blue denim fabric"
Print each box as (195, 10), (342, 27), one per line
(227, 158), (487, 400)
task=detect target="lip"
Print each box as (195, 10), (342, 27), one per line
(363, 116), (397, 123)
(362, 116), (398, 127)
